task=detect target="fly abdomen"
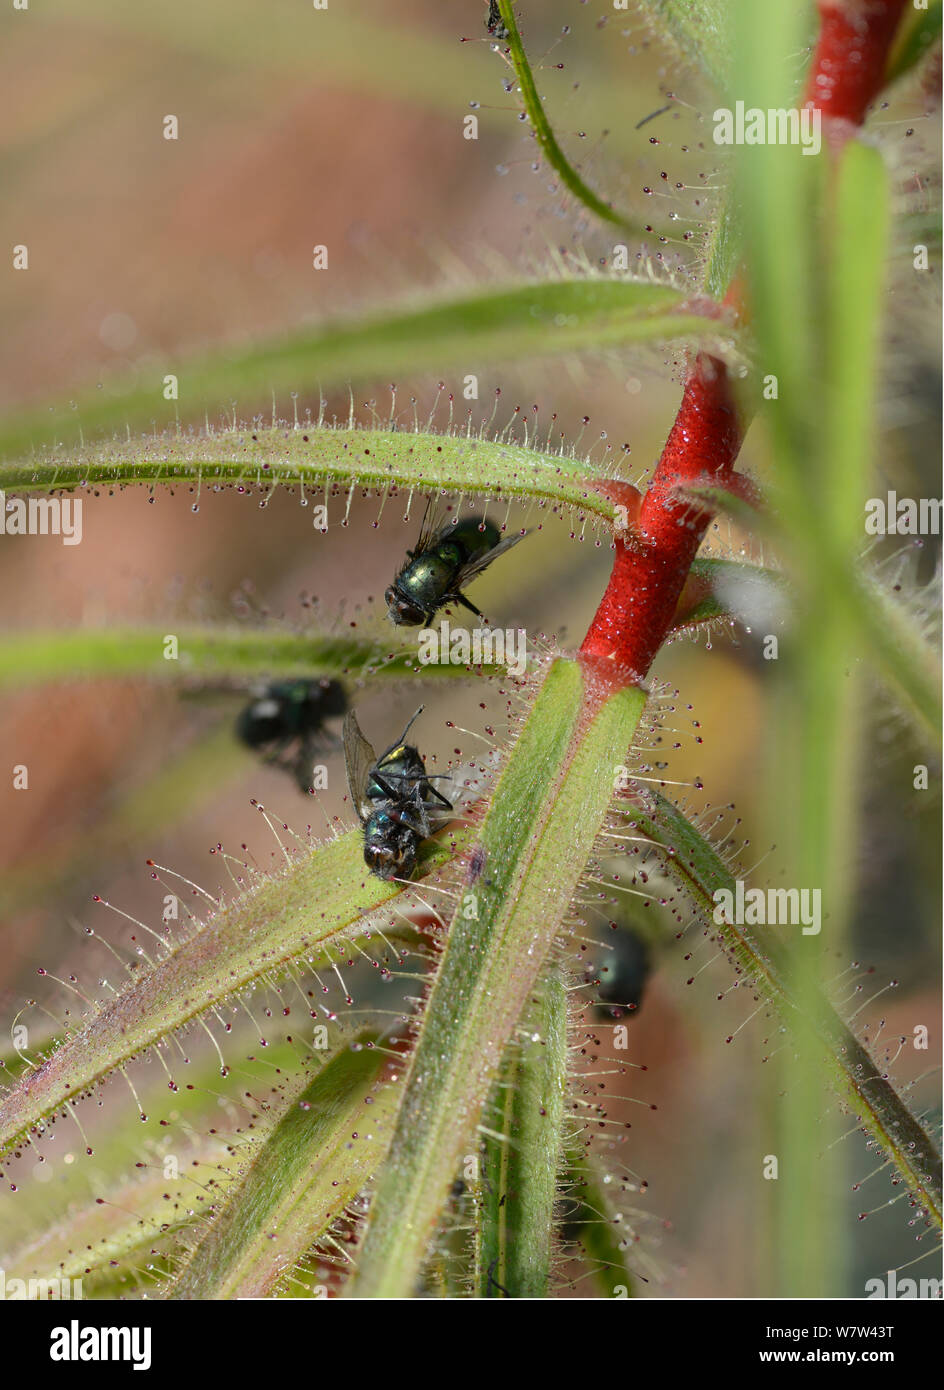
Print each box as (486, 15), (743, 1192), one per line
(448, 517), (502, 561)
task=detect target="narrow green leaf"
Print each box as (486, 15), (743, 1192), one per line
(637, 0), (739, 95)
(476, 966), (568, 1298)
(169, 1036), (400, 1299)
(496, 1), (644, 235)
(760, 137), (892, 1294)
(561, 1154), (636, 1299)
(0, 827), (462, 1158)
(3, 1149), (236, 1295)
(628, 793), (943, 1232)
(0, 1036), (318, 1291)
(0, 281), (733, 462)
(352, 659), (647, 1297)
(825, 141), (891, 558)
(734, 0), (823, 473)
(0, 623), (506, 692)
(885, 0), (942, 86)
(700, 187), (742, 303)
(0, 422), (620, 526)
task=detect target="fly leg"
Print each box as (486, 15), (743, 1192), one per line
(376, 707), (426, 764)
(259, 736), (298, 772)
(450, 592), (486, 622)
(375, 768), (452, 811)
(371, 771), (404, 802)
(424, 781), (453, 810)
(292, 734), (324, 794)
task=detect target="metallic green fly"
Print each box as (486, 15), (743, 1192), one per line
(385, 501), (526, 627)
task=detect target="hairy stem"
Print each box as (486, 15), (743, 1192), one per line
(580, 0), (909, 682)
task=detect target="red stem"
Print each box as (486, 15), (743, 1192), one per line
(807, 0), (909, 124)
(580, 0), (909, 685)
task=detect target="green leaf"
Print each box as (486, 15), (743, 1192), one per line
(0, 1036), (323, 1293)
(561, 1154), (636, 1298)
(734, 0), (823, 470)
(169, 1035), (400, 1299)
(0, 622), (509, 692)
(352, 658), (647, 1297)
(0, 826), (462, 1158)
(766, 143), (891, 1293)
(476, 966), (568, 1298)
(885, 0), (942, 86)
(0, 280), (735, 462)
(628, 792), (943, 1234)
(0, 422), (622, 526)
(2, 1162), (222, 1296)
(496, 1), (644, 235)
(701, 187), (742, 303)
(637, 0), (739, 95)
(824, 142), (891, 557)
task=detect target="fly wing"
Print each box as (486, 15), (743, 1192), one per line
(453, 530), (527, 587)
(410, 496), (448, 555)
(342, 709), (378, 822)
(427, 748), (502, 824)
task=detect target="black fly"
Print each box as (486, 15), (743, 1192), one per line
(343, 705), (453, 881)
(235, 678), (346, 794)
(589, 930), (651, 1021)
(486, 1), (508, 40)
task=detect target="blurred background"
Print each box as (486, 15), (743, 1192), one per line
(0, 0), (939, 1297)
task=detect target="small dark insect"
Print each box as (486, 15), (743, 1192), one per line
(235, 678), (347, 793)
(385, 501), (525, 627)
(590, 930), (651, 1021)
(467, 844), (488, 885)
(486, 0), (508, 40)
(344, 705), (453, 881)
